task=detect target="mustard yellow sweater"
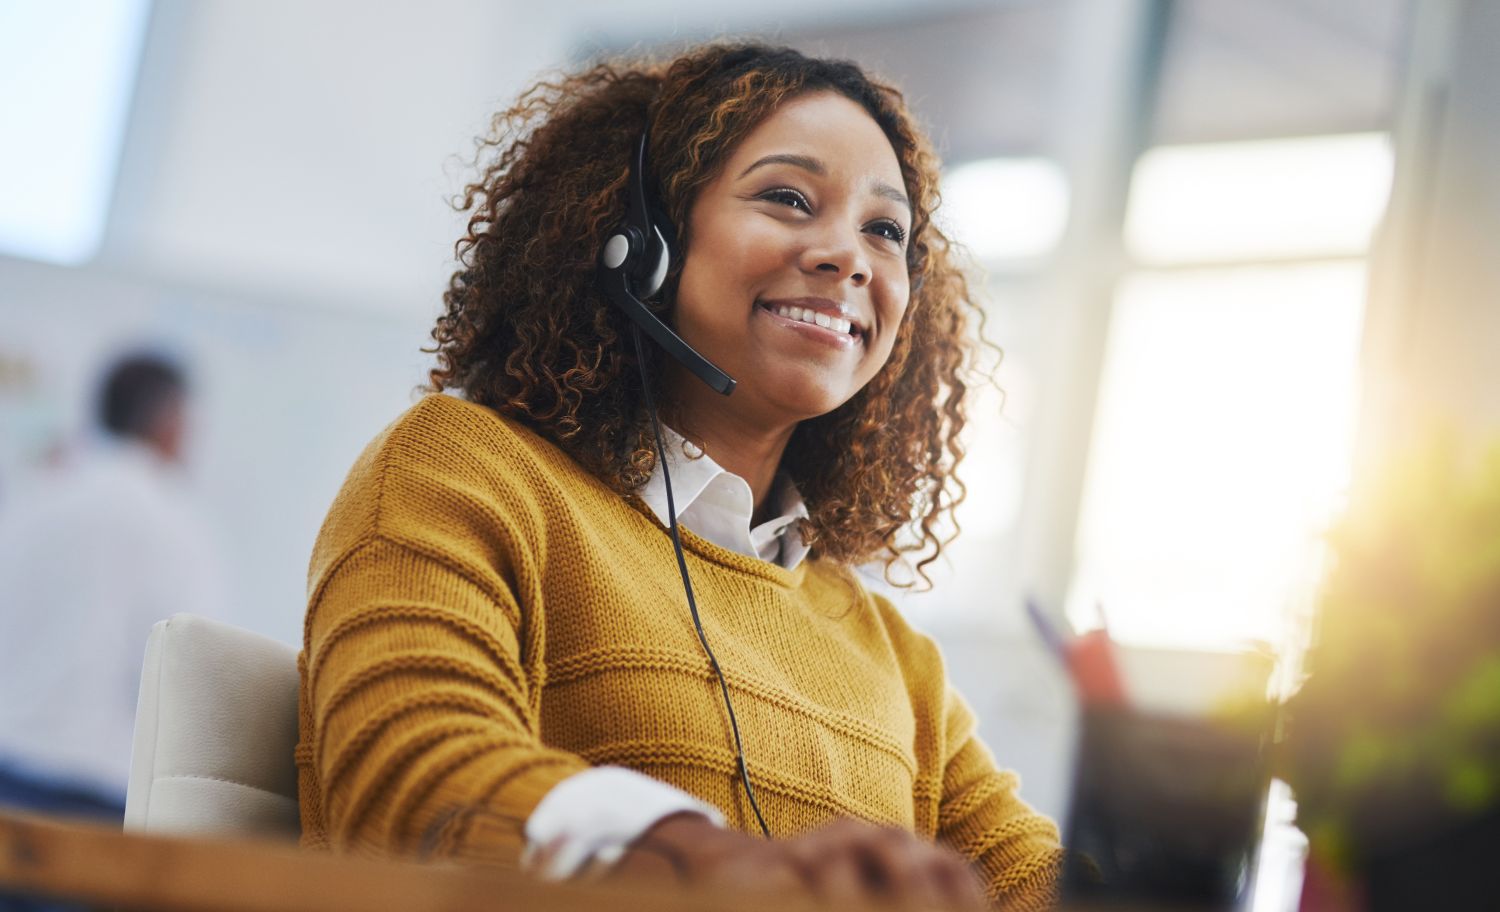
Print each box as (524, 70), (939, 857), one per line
(296, 394), (1063, 908)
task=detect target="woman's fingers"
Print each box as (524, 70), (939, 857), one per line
(861, 827), (987, 911)
(786, 820), (986, 911)
(911, 840), (988, 911)
(800, 836), (872, 906)
(704, 843), (809, 897)
(932, 849), (990, 911)
(616, 814), (808, 899)
(853, 826), (952, 910)
(602, 814), (986, 911)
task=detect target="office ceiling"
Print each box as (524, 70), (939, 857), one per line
(94, 0), (1414, 312)
(1153, 0), (1410, 145)
(623, 0), (1413, 162)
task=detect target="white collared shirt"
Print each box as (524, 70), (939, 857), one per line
(635, 426), (810, 570)
(523, 427), (809, 879)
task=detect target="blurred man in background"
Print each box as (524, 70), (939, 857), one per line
(0, 352), (228, 821)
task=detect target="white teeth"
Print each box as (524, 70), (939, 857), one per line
(770, 304), (858, 335)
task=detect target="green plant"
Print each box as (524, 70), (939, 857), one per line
(1281, 436), (1500, 867)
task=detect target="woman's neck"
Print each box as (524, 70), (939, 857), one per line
(666, 405), (795, 525)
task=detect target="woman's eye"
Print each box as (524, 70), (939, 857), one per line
(760, 188), (811, 211)
(867, 219), (907, 245)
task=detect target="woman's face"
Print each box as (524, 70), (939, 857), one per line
(670, 90), (912, 432)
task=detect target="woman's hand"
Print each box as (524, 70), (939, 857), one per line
(606, 812), (989, 911)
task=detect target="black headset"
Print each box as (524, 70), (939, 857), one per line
(596, 132), (736, 396)
(595, 129), (772, 839)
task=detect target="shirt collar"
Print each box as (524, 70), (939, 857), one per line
(637, 425), (810, 569)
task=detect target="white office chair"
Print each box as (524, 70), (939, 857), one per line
(124, 614), (301, 839)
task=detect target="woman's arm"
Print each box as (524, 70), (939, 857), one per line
(298, 404), (604, 863)
(303, 532), (591, 861)
(935, 684), (1066, 911)
(861, 590), (1065, 910)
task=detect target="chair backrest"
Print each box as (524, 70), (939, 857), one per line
(124, 614), (301, 838)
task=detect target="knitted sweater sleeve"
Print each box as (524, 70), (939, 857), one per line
(299, 413), (590, 863)
(937, 683), (1066, 911)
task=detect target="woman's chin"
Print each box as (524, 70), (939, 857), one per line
(751, 376), (859, 424)
(669, 358), (863, 427)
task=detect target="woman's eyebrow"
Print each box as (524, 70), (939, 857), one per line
(740, 152), (826, 178)
(740, 153), (911, 211)
(870, 181), (911, 211)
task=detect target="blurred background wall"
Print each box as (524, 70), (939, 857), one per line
(5, 0), (1497, 827)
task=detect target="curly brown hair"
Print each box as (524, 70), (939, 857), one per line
(427, 42), (987, 584)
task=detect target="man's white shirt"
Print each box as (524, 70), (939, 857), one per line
(0, 440), (230, 798)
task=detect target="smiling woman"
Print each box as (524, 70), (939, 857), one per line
(296, 43), (1064, 912)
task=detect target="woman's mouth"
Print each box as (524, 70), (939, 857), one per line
(756, 300), (865, 350)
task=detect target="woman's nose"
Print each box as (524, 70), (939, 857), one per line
(800, 223), (871, 287)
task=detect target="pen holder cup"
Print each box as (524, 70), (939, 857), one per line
(1061, 705), (1274, 910)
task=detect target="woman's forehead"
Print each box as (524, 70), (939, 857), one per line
(725, 92), (906, 195)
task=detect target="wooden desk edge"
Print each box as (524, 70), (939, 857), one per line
(0, 809), (823, 912)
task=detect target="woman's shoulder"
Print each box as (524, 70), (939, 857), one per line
(310, 394), (595, 567)
(860, 577), (954, 693)
(804, 563), (948, 677)
(389, 392), (554, 462)
(361, 393), (599, 490)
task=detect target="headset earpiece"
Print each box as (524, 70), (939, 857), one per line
(599, 222), (669, 298)
(640, 225), (669, 298)
(596, 131), (735, 396)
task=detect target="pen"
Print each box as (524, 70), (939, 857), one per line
(1024, 596), (1128, 706)
(1024, 597), (1070, 662)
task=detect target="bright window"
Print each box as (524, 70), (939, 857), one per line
(1068, 135), (1392, 650)
(1124, 133), (1393, 264)
(0, 0), (152, 265)
(941, 157), (1070, 265)
(1068, 262), (1366, 648)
